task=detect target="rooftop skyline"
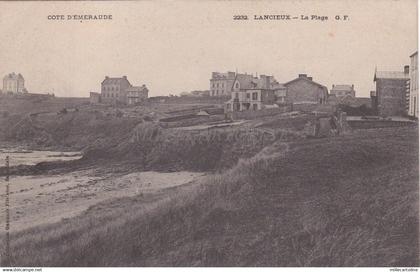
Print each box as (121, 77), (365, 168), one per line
(0, 0), (417, 97)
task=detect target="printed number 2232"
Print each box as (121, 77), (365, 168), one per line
(233, 15), (248, 20)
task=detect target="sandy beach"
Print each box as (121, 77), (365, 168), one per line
(0, 170), (205, 232)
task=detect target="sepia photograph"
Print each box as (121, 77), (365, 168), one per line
(0, 0), (418, 269)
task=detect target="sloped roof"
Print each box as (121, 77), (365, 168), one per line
(374, 71), (409, 80)
(332, 84), (353, 91)
(235, 74), (256, 89)
(127, 85), (148, 93)
(284, 76), (328, 90)
(4, 72), (24, 80)
(102, 76), (132, 85)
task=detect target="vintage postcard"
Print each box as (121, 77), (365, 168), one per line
(0, 0), (418, 269)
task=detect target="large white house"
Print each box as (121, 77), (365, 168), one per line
(3, 73), (27, 94)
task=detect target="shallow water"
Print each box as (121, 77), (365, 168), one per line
(0, 148), (82, 167)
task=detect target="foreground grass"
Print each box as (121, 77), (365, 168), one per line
(1, 127), (418, 266)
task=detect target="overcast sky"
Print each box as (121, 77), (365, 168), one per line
(0, 0), (417, 97)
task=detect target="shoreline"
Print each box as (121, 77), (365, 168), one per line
(0, 168), (206, 232)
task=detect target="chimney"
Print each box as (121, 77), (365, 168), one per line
(105, 76), (109, 79)
(123, 75), (127, 79)
(307, 77), (313, 81)
(298, 74), (307, 78)
(404, 65), (409, 74)
(351, 84), (354, 89)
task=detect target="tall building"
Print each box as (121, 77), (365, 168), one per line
(3, 73), (26, 94)
(408, 51), (418, 118)
(374, 66), (409, 116)
(101, 76), (132, 104)
(209, 71), (236, 96)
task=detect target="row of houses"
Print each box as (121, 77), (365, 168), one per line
(213, 51), (419, 118)
(372, 51), (418, 118)
(90, 75), (149, 105)
(221, 73), (334, 113)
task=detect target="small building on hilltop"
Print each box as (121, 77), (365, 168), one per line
(373, 66), (409, 116)
(3, 73), (27, 94)
(284, 74), (328, 105)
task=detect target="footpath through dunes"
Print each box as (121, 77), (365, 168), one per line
(3, 126), (418, 267)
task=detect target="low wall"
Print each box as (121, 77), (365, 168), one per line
(292, 103), (336, 113)
(228, 106), (291, 120)
(348, 120), (417, 129)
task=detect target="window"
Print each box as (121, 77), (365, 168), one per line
(227, 103), (231, 110)
(253, 104), (258, 110)
(252, 92), (258, 100)
(246, 93), (250, 99)
(217, 83), (219, 88)
(235, 82), (239, 88)
(212, 83), (215, 88)
(235, 92), (239, 99)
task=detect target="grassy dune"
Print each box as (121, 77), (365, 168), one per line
(1, 126), (418, 266)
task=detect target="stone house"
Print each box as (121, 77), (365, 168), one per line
(127, 85), (149, 105)
(408, 51), (418, 118)
(210, 71), (236, 96)
(101, 76), (132, 104)
(284, 74), (328, 104)
(225, 88), (276, 112)
(100, 76), (149, 105)
(373, 67), (409, 116)
(210, 71), (281, 97)
(273, 84), (287, 103)
(3, 73), (26, 94)
(330, 84), (356, 100)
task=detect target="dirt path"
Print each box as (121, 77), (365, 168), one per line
(0, 170), (205, 232)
